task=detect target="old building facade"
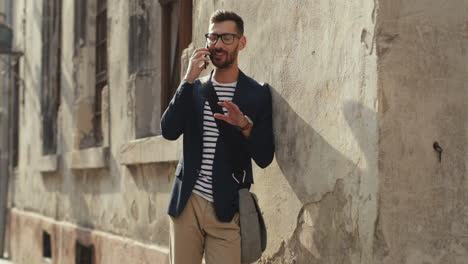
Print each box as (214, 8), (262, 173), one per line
(0, 0), (467, 263)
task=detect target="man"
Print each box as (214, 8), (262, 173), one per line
(161, 10), (275, 264)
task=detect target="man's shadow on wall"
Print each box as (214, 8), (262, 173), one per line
(267, 87), (379, 263)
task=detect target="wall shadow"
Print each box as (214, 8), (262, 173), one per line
(267, 87), (378, 263)
(272, 89), (376, 203)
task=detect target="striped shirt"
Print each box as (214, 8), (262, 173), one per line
(192, 78), (237, 202)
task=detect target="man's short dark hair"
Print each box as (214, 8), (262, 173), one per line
(210, 10), (244, 36)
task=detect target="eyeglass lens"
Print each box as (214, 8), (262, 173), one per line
(206, 34), (235, 45)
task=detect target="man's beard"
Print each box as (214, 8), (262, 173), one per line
(210, 47), (239, 69)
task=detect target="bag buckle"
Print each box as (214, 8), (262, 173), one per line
(232, 170), (246, 184)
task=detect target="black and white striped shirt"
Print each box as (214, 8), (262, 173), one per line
(192, 78), (237, 202)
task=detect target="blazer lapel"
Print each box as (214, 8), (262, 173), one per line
(232, 70), (249, 108)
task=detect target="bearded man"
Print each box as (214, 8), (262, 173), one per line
(161, 10), (275, 264)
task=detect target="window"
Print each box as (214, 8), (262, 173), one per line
(41, 0), (62, 155)
(94, 0), (108, 146)
(128, 0), (159, 138)
(11, 60), (20, 167)
(73, 0), (109, 149)
(42, 231), (52, 259)
(128, 0), (192, 139)
(75, 242), (94, 264)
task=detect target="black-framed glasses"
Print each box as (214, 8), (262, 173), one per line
(204, 33), (241, 45)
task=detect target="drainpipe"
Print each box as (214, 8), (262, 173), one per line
(0, 0), (12, 257)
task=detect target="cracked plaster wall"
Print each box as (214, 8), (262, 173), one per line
(9, 0), (467, 263)
(375, 0), (468, 263)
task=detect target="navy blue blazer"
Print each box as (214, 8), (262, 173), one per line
(160, 70), (275, 222)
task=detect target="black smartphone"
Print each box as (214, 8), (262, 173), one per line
(204, 43), (209, 69)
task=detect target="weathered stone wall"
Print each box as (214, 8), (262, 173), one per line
(8, 209), (169, 264)
(8, 0), (380, 262)
(9, 0), (177, 261)
(375, 0), (468, 263)
(5, 0), (468, 263)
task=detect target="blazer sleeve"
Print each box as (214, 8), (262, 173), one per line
(238, 83), (275, 168)
(160, 81), (194, 140)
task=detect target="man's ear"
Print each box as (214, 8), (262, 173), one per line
(239, 35), (247, 51)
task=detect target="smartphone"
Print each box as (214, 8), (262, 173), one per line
(204, 43), (209, 69)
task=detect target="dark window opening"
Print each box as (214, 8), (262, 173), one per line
(92, 82), (104, 145)
(75, 242), (94, 264)
(93, 0), (107, 146)
(41, 0), (62, 155)
(11, 60), (20, 168)
(42, 231), (52, 259)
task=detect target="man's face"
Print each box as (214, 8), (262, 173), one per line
(207, 21), (245, 69)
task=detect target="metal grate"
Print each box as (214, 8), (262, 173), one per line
(75, 242), (93, 264)
(95, 0), (107, 84)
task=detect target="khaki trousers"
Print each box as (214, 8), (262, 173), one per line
(169, 193), (241, 264)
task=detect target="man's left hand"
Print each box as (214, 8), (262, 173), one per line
(213, 101), (248, 128)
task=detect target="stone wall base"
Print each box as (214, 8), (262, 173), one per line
(7, 208), (169, 264)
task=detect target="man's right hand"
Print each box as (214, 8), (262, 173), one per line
(184, 48), (211, 84)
